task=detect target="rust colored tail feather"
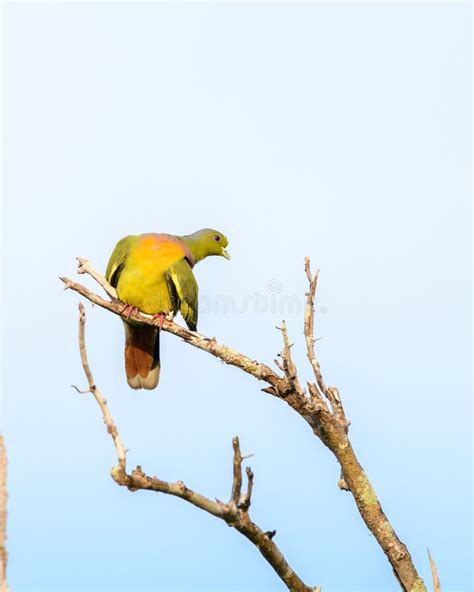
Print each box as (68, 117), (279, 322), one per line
(124, 322), (160, 390)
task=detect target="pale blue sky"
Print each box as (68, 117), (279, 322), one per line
(2, 2), (471, 592)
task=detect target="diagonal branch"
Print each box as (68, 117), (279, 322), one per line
(74, 303), (316, 592)
(230, 436), (243, 505)
(303, 258), (343, 420)
(240, 467), (254, 512)
(61, 275), (284, 393)
(74, 303), (127, 470)
(63, 258), (428, 592)
(76, 257), (117, 300)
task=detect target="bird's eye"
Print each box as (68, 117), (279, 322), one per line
(213, 235), (221, 242)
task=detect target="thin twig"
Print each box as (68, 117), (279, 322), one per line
(231, 436), (243, 505)
(0, 436), (8, 592)
(239, 467), (254, 511)
(76, 303), (126, 471)
(77, 257), (117, 299)
(427, 549), (441, 592)
(276, 321), (306, 399)
(303, 259), (341, 415)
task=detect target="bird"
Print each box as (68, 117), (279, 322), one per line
(105, 228), (230, 390)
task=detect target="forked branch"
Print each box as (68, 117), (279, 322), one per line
(74, 303), (315, 592)
(63, 258), (429, 592)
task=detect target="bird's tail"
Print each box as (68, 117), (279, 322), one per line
(123, 322), (160, 390)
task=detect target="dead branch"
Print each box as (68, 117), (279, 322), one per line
(61, 275), (283, 393)
(64, 258), (429, 592)
(428, 549), (441, 592)
(0, 436), (8, 592)
(74, 304), (316, 592)
(76, 257), (117, 299)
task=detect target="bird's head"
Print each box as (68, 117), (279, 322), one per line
(183, 228), (230, 262)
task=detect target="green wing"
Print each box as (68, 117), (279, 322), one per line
(106, 235), (137, 287)
(166, 259), (198, 331)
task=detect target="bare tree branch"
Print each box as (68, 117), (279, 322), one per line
(427, 549), (441, 592)
(73, 303), (127, 471)
(240, 467), (254, 512)
(76, 257), (117, 299)
(74, 304), (316, 592)
(300, 261), (425, 592)
(63, 258), (428, 592)
(231, 436), (243, 505)
(0, 436), (9, 592)
(60, 275), (284, 393)
(276, 321), (306, 400)
(303, 258), (343, 420)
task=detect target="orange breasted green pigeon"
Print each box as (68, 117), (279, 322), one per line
(106, 228), (230, 390)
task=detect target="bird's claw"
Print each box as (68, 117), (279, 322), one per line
(120, 303), (140, 320)
(152, 313), (166, 329)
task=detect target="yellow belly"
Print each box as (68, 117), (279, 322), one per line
(116, 234), (185, 315)
(117, 271), (174, 314)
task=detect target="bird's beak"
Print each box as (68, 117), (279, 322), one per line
(221, 248), (231, 260)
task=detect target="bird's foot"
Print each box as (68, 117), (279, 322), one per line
(152, 313), (167, 329)
(120, 303), (140, 320)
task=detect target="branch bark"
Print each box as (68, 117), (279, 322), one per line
(428, 549), (441, 592)
(63, 257), (428, 592)
(61, 275), (283, 392)
(0, 436), (8, 592)
(74, 303), (316, 592)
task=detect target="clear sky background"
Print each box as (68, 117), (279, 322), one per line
(2, 2), (471, 592)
